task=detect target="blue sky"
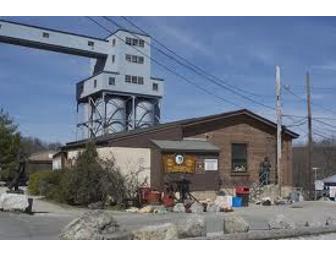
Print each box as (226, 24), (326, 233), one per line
(0, 16), (336, 144)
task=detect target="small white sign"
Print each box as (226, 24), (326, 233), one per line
(204, 159), (218, 171)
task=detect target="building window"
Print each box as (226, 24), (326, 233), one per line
(132, 55), (137, 63)
(138, 56), (144, 64)
(125, 54), (132, 62)
(152, 83), (158, 91)
(88, 41), (94, 47)
(231, 143), (248, 172)
(125, 54), (144, 64)
(109, 77), (115, 86)
(125, 37), (145, 47)
(125, 75), (144, 85)
(125, 75), (131, 83)
(42, 32), (49, 38)
(125, 37), (132, 45)
(93, 79), (97, 88)
(112, 38), (116, 46)
(131, 76), (138, 84)
(112, 55), (115, 63)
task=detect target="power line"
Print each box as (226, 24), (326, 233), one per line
(283, 114), (336, 121)
(101, 16), (275, 111)
(120, 16), (267, 100)
(284, 85), (336, 116)
(85, 16), (242, 108)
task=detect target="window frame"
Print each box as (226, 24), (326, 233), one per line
(125, 75), (131, 83)
(42, 32), (50, 38)
(108, 77), (115, 86)
(231, 143), (248, 173)
(152, 82), (159, 91)
(131, 76), (138, 84)
(125, 37), (132, 45)
(138, 76), (144, 85)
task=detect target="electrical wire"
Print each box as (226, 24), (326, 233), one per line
(101, 16), (275, 111)
(85, 16), (242, 108)
(119, 16), (267, 100)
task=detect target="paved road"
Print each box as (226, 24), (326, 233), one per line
(1, 198), (336, 239)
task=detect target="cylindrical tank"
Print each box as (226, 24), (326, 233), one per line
(105, 97), (127, 133)
(128, 99), (156, 130)
(92, 98), (105, 137)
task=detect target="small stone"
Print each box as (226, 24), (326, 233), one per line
(224, 215), (249, 234)
(132, 223), (178, 240)
(153, 206), (168, 214)
(139, 205), (155, 213)
(190, 202), (204, 213)
(173, 203), (185, 213)
(88, 201), (104, 210)
(261, 197), (272, 206)
(125, 207), (139, 213)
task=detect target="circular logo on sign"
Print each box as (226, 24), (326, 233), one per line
(175, 154), (184, 165)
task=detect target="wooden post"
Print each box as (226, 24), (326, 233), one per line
(276, 65), (282, 196)
(306, 71), (313, 199)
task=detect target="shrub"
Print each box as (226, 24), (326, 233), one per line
(28, 170), (62, 197)
(27, 142), (130, 206)
(58, 141), (127, 206)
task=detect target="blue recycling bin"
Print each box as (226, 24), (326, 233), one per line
(232, 196), (242, 207)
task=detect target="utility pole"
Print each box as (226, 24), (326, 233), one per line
(306, 71), (313, 200)
(276, 65), (282, 197)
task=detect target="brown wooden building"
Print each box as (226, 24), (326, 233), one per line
(61, 109), (299, 192)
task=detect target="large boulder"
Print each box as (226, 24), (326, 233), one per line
(132, 223), (178, 240)
(223, 215), (249, 234)
(59, 210), (130, 240)
(268, 214), (296, 230)
(177, 215), (206, 238)
(0, 193), (30, 212)
(173, 203), (185, 213)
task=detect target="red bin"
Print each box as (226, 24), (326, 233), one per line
(235, 186), (250, 207)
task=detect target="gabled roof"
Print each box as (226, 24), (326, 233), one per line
(65, 109), (299, 149)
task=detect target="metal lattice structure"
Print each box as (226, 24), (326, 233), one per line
(0, 19), (164, 139)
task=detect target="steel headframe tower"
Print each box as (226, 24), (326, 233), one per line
(0, 19), (164, 139)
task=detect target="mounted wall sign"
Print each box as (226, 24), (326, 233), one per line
(162, 153), (196, 174)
